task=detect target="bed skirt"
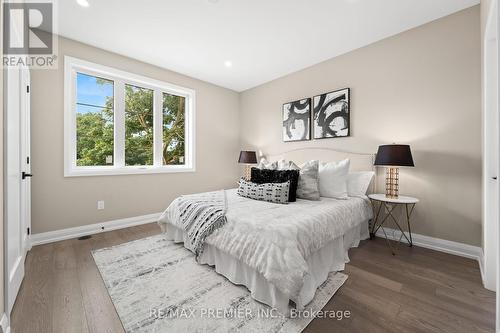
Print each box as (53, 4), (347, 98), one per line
(164, 221), (369, 314)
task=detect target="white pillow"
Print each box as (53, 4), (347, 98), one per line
(258, 158), (301, 170)
(277, 159), (300, 170)
(256, 158), (278, 170)
(318, 159), (350, 199)
(347, 171), (375, 197)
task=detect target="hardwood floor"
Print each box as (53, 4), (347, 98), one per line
(11, 223), (495, 333)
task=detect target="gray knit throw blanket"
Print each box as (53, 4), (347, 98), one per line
(178, 190), (228, 259)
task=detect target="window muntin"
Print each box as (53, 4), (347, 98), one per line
(65, 57), (195, 176)
(76, 73), (114, 166)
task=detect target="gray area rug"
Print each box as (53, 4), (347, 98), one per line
(92, 234), (347, 333)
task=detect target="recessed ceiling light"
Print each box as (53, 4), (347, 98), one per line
(224, 61), (232, 68)
(77, 0), (89, 7)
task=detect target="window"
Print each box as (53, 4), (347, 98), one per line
(163, 93), (185, 165)
(125, 84), (154, 166)
(76, 73), (114, 166)
(65, 56), (195, 176)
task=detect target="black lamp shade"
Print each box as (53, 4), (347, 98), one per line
(238, 151), (257, 164)
(374, 144), (414, 167)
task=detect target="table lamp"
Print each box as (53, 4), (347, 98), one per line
(374, 144), (414, 198)
(238, 151), (257, 180)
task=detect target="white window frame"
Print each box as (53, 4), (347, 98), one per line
(64, 56), (196, 177)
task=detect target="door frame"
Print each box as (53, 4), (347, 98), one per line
(482, 0), (500, 330)
(483, 0), (499, 290)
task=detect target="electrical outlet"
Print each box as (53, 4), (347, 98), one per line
(97, 200), (105, 210)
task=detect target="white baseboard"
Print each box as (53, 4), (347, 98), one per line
(478, 249), (486, 285)
(29, 213), (162, 247)
(375, 227), (488, 288)
(375, 227), (482, 260)
(28, 215), (488, 287)
(1, 313), (10, 333)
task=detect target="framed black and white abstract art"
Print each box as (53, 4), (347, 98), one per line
(282, 98), (311, 142)
(313, 88), (350, 139)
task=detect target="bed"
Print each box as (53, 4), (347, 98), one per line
(158, 148), (376, 314)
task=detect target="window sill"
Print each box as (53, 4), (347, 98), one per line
(64, 166), (195, 177)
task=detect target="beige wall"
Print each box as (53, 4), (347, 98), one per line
(239, 6), (482, 246)
(31, 37), (240, 234)
(31, 6), (482, 247)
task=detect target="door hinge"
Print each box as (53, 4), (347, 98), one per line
(27, 85), (30, 93)
(27, 156), (30, 164)
(27, 227), (30, 235)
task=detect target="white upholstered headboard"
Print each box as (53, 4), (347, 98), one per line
(265, 147), (377, 193)
(266, 148), (375, 172)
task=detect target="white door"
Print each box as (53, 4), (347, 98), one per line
(5, 64), (31, 314)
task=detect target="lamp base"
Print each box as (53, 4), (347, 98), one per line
(244, 165), (251, 181)
(385, 167), (399, 199)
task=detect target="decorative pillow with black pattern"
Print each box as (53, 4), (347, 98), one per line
(250, 168), (300, 202)
(237, 179), (290, 204)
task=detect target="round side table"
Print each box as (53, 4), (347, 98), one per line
(368, 193), (419, 255)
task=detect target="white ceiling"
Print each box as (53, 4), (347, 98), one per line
(57, 0), (480, 92)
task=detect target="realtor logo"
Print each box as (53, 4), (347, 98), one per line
(2, 1), (57, 68)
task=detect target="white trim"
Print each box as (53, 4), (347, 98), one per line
(63, 56), (196, 177)
(153, 89), (163, 166)
(0, 313), (10, 333)
(31, 211), (484, 259)
(62, 165), (195, 177)
(482, 1), (500, 330)
(29, 213), (161, 247)
(114, 80), (125, 168)
(375, 227), (482, 260)
(28, 214), (488, 284)
(479, 249), (486, 285)
(482, 0), (499, 295)
(64, 56), (194, 98)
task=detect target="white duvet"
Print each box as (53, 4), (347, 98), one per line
(158, 189), (373, 299)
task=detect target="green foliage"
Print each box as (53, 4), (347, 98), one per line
(76, 82), (186, 167)
(162, 94), (185, 165)
(76, 108), (113, 166)
(125, 85), (154, 166)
